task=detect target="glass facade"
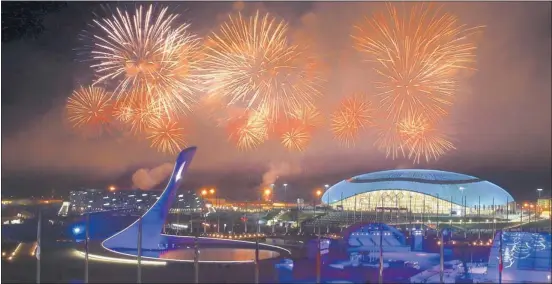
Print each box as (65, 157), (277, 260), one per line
(329, 189), (499, 216)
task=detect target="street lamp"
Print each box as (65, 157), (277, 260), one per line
(283, 183), (288, 211)
(283, 183), (288, 203)
(314, 189), (323, 232)
(314, 189), (323, 284)
(108, 186), (116, 192)
(537, 188), (543, 199)
(209, 189), (220, 233)
(264, 188), (272, 202)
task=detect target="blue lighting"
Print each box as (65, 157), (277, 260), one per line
(73, 226), (83, 235)
(322, 169), (514, 207)
(102, 147), (197, 250)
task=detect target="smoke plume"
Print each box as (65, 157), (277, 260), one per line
(261, 162), (302, 187)
(132, 163), (174, 190)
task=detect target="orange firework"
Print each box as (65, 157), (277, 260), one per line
(352, 3), (482, 123)
(374, 111), (455, 163)
(113, 93), (162, 135)
(290, 105), (323, 129)
(330, 93), (373, 147)
(145, 117), (188, 154)
(278, 118), (312, 152)
(202, 11), (322, 121)
(397, 113), (455, 163)
(89, 5), (203, 117)
(226, 109), (268, 151)
(66, 86), (113, 136)
(373, 117), (406, 160)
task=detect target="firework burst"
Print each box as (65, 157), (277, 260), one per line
(202, 11), (322, 121)
(226, 108), (269, 151)
(373, 118), (406, 160)
(331, 93), (373, 147)
(113, 94), (163, 135)
(146, 117), (188, 154)
(352, 3), (482, 123)
(374, 111), (455, 163)
(290, 105), (323, 129)
(66, 86), (113, 136)
(276, 118), (312, 152)
(397, 113), (455, 163)
(89, 4), (203, 117)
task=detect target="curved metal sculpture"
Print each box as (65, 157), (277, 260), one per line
(103, 146), (197, 250)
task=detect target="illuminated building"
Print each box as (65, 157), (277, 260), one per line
(321, 169), (514, 216)
(170, 190), (205, 213)
(68, 189), (161, 215)
(538, 197), (551, 210)
(537, 197), (552, 219)
(68, 187), (205, 216)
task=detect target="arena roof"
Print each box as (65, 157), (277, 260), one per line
(321, 169), (514, 206)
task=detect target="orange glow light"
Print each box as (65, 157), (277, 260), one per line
(209, 188), (215, 194)
(109, 186), (116, 192)
(316, 189), (322, 196)
(201, 189), (208, 196)
(264, 189), (271, 196)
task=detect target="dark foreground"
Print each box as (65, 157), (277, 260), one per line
(1, 244), (281, 283)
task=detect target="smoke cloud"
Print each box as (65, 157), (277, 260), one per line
(132, 163), (174, 190)
(261, 161), (302, 188)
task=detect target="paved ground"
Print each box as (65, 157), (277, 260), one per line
(1, 242), (285, 283)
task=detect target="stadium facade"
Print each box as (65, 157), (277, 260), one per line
(321, 169), (515, 216)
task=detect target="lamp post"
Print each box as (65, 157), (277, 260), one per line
(283, 183), (288, 206)
(409, 193), (412, 234)
(315, 189), (323, 233)
(315, 189), (323, 284)
(379, 195), (384, 284)
(459, 186), (465, 217)
(194, 235), (199, 284)
(137, 217), (142, 284)
(36, 209), (41, 284)
(201, 189), (209, 233)
(537, 188), (543, 199)
(325, 184), (330, 233)
(85, 213), (89, 284)
(209, 188), (220, 233)
(264, 188), (273, 233)
(531, 203), (536, 226)
(440, 229), (446, 284)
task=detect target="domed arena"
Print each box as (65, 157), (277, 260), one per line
(321, 169), (515, 216)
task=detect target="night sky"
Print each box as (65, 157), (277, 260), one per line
(1, 2), (551, 201)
